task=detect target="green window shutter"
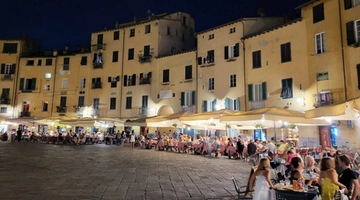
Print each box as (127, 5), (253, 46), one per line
(11, 64), (16, 74)
(236, 97), (240, 111)
(224, 46), (229, 59)
(203, 100), (207, 112)
(248, 84), (253, 101)
(224, 98), (229, 109)
(262, 82), (267, 100)
(0, 64), (5, 74)
(234, 43), (240, 57)
(31, 78), (37, 90)
(346, 21), (356, 46)
(180, 92), (185, 106)
(344, 0), (352, 10)
(191, 91), (196, 105)
(213, 99), (217, 110)
(19, 78), (24, 90)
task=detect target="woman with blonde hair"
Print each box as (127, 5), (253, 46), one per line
(249, 158), (275, 200)
(319, 157), (347, 200)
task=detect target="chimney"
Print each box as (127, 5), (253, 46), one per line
(115, 21), (119, 28)
(257, 8), (265, 17)
(64, 45), (69, 51)
(133, 16), (137, 24)
(53, 49), (58, 56)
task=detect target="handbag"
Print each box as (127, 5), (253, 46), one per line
(333, 189), (348, 200)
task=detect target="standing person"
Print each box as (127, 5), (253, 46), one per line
(116, 130), (121, 145)
(16, 128), (22, 142)
(130, 131), (135, 150)
(236, 136), (244, 159)
(249, 158), (275, 200)
(338, 155), (360, 200)
(319, 157), (347, 200)
(120, 131), (125, 149)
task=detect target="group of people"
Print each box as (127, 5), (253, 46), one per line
(249, 150), (360, 200)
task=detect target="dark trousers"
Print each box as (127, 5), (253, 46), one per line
(17, 134), (21, 142)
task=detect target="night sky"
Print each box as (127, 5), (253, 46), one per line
(1, 0), (309, 50)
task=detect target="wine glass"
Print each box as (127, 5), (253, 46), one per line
(285, 178), (290, 186)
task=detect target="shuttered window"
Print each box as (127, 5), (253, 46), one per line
(313, 3), (325, 24)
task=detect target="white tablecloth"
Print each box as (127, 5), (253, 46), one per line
(269, 190), (320, 200)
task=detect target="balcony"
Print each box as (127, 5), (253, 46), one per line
(91, 82), (102, 89)
(91, 44), (106, 51)
(1, 74), (13, 81)
(139, 107), (148, 115)
(0, 99), (10, 105)
(182, 105), (194, 112)
(138, 55), (152, 63)
(313, 91), (333, 107)
(139, 77), (151, 85)
(92, 63), (103, 69)
(93, 108), (100, 117)
(56, 106), (67, 113)
(250, 100), (265, 110)
(20, 111), (31, 117)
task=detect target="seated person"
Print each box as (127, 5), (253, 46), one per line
(305, 155), (320, 174)
(290, 157), (316, 185)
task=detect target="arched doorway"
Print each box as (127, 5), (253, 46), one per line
(157, 105), (174, 116)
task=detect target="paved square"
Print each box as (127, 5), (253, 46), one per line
(0, 142), (250, 200)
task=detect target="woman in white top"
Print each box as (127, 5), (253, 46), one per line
(130, 132), (135, 150)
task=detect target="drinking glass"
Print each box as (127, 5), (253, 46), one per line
(303, 184), (308, 192)
(280, 180), (285, 186)
(285, 178), (290, 186)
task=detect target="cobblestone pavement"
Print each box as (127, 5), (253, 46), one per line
(0, 142), (250, 200)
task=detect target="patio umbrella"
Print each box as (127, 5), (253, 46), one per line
(124, 116), (157, 127)
(305, 101), (360, 120)
(146, 111), (192, 128)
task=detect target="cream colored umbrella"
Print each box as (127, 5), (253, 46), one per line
(305, 101), (360, 120)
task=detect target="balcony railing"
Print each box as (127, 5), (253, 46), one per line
(139, 107), (148, 115)
(56, 106), (67, 113)
(250, 100), (265, 110)
(313, 91), (333, 107)
(20, 111), (31, 117)
(91, 82), (102, 89)
(92, 63), (103, 69)
(1, 74), (13, 81)
(0, 99), (10, 105)
(139, 77), (151, 85)
(93, 108), (100, 117)
(91, 44), (106, 51)
(138, 55), (152, 63)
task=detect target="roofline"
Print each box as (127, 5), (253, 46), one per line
(242, 18), (303, 40)
(0, 39), (22, 42)
(295, 0), (319, 9)
(156, 49), (197, 59)
(196, 17), (283, 35)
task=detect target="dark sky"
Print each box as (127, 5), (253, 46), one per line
(0, 0), (309, 50)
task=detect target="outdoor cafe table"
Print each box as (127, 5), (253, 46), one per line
(270, 187), (319, 200)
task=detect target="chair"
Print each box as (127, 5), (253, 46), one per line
(275, 190), (310, 200)
(231, 175), (252, 199)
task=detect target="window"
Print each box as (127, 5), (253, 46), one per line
(91, 78), (102, 89)
(93, 53), (103, 64)
(78, 96), (84, 107)
(346, 20), (360, 46)
(93, 98), (100, 109)
(280, 42), (291, 63)
(167, 27), (171, 35)
(206, 50), (215, 63)
(123, 75), (136, 86)
(110, 98), (116, 110)
(97, 34), (103, 44)
(142, 95), (148, 111)
(313, 3), (324, 23)
(130, 28), (135, 37)
(42, 101), (48, 112)
(0, 107), (7, 113)
(80, 56), (87, 65)
(0, 88), (10, 103)
(345, 0), (360, 9)
(26, 60), (34, 66)
(2, 43), (18, 53)
(37, 59), (42, 66)
(128, 48), (134, 60)
(62, 78), (68, 89)
(109, 76), (119, 88)
(145, 24), (151, 34)
(0, 64), (15, 75)
(230, 27), (236, 34)
(144, 45), (150, 56)
(19, 78), (36, 91)
(224, 43), (239, 59)
(224, 98), (240, 111)
(248, 82), (267, 101)
(163, 69), (170, 83)
(114, 31), (119, 40)
(45, 73), (51, 79)
(280, 78), (293, 99)
(63, 57), (70, 70)
(60, 96), (67, 107)
(185, 65), (192, 80)
(317, 72), (329, 81)
(208, 78), (214, 90)
(203, 99), (217, 112)
(252, 50), (261, 68)
(44, 58), (52, 66)
(182, 16), (187, 26)
(80, 78), (86, 89)
(126, 97), (132, 109)
(357, 64), (360, 89)
(182, 33), (186, 42)
(112, 51), (118, 62)
(315, 32), (326, 54)
(44, 84), (50, 91)
(208, 34), (214, 40)
(180, 91), (196, 106)
(230, 74), (236, 88)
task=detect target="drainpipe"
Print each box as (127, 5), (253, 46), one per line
(12, 54), (21, 118)
(241, 21), (247, 111)
(338, 0), (348, 101)
(195, 50), (199, 114)
(50, 55), (58, 117)
(119, 29), (126, 118)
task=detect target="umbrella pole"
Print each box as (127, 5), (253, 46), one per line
(273, 121), (277, 141)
